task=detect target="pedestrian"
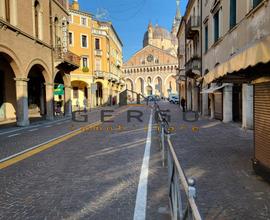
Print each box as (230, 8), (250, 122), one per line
(112, 97), (116, 105)
(83, 97), (87, 112)
(76, 99), (80, 111)
(181, 97), (186, 112)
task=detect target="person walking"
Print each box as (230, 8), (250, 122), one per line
(181, 97), (186, 112)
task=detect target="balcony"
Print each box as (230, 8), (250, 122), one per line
(186, 16), (200, 40)
(95, 49), (103, 57)
(116, 60), (122, 68)
(108, 73), (119, 83)
(94, 71), (105, 79)
(55, 47), (80, 71)
(185, 55), (201, 78)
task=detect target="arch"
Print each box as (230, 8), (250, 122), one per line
(146, 76), (152, 84)
(146, 85), (153, 96)
(26, 58), (51, 83)
(0, 52), (17, 121)
(0, 44), (22, 77)
(154, 76), (163, 97)
(165, 74), (177, 97)
(135, 77), (144, 95)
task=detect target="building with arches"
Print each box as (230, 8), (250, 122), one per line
(69, 0), (125, 109)
(0, 0), (80, 126)
(123, 1), (181, 98)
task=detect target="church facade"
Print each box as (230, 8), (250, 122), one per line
(123, 1), (181, 99)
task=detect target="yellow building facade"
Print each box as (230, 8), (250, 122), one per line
(69, 0), (125, 110)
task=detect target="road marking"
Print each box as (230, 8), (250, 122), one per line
(7, 133), (21, 138)
(0, 118), (70, 136)
(28, 128), (38, 132)
(45, 125), (52, 128)
(0, 121), (102, 170)
(133, 109), (153, 220)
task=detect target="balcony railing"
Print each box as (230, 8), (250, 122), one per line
(185, 55), (201, 78)
(186, 16), (201, 39)
(55, 46), (80, 71)
(95, 49), (103, 56)
(94, 71), (105, 79)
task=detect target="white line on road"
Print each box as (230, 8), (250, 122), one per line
(28, 128), (38, 132)
(45, 125), (52, 128)
(133, 109), (153, 220)
(8, 133), (21, 138)
(0, 118), (70, 136)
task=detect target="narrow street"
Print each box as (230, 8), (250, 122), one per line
(0, 104), (170, 220)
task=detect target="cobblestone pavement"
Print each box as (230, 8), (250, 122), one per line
(0, 104), (170, 220)
(157, 101), (270, 220)
(0, 106), (120, 160)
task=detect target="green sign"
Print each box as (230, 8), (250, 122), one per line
(54, 84), (64, 95)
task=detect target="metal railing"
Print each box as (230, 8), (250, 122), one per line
(154, 102), (202, 220)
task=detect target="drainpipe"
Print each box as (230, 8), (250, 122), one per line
(184, 18), (188, 110)
(49, 0), (55, 117)
(200, 0), (203, 114)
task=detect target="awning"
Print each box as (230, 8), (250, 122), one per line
(203, 34), (270, 87)
(201, 83), (231, 94)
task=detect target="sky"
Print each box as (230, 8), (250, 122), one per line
(70, 0), (188, 61)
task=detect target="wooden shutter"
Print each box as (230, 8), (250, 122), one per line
(214, 92), (223, 121)
(254, 82), (270, 169)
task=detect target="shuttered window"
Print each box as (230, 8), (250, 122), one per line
(213, 11), (219, 43)
(230, 0), (236, 29)
(254, 82), (270, 169)
(253, 0), (262, 8)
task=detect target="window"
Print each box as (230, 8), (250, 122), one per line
(230, 0), (236, 29)
(5, 0), (10, 22)
(54, 17), (60, 46)
(253, 0), (262, 8)
(73, 87), (78, 99)
(95, 59), (101, 71)
(69, 32), (73, 46)
(95, 38), (100, 50)
(81, 16), (87, 26)
(81, 35), (88, 48)
(34, 0), (40, 38)
(82, 57), (88, 68)
(213, 10), (220, 43)
(205, 24), (208, 52)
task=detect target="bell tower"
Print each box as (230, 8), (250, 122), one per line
(71, 0), (80, 11)
(172, 0), (181, 35)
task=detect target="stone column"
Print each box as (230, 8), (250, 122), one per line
(192, 86), (199, 112)
(209, 93), (214, 119)
(87, 87), (91, 110)
(15, 78), (30, 127)
(202, 92), (209, 117)
(242, 84), (254, 129)
(187, 87), (192, 111)
(223, 84), (233, 123)
(45, 83), (54, 120)
(103, 88), (109, 106)
(64, 86), (72, 117)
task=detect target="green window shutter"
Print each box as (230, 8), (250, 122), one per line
(205, 25), (208, 52)
(230, 0), (236, 29)
(253, 0), (262, 8)
(214, 11), (219, 42)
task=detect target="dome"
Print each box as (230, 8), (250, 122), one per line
(152, 26), (172, 40)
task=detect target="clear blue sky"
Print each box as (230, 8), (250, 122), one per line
(70, 0), (188, 61)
